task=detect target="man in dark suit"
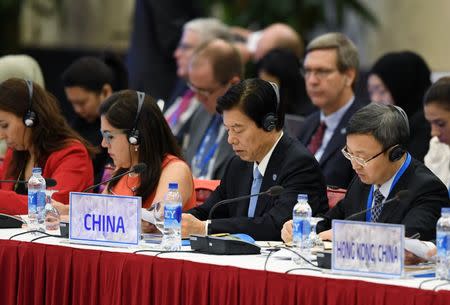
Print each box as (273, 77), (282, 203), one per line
(182, 79), (329, 241)
(282, 104), (449, 243)
(183, 39), (242, 180)
(297, 33), (366, 189)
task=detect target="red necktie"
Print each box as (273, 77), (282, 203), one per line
(307, 121), (327, 154)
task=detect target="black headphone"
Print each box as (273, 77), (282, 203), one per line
(388, 105), (409, 162)
(262, 81), (280, 132)
(128, 91), (145, 145)
(23, 80), (37, 128)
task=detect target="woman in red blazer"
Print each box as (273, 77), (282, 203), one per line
(0, 78), (95, 215)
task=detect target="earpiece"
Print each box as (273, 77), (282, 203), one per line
(388, 145), (406, 162)
(128, 91), (145, 145)
(23, 80), (37, 127)
(262, 81), (280, 132)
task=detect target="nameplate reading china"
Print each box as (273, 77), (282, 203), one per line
(69, 192), (141, 247)
(331, 220), (404, 278)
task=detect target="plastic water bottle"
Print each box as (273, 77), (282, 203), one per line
(292, 194), (312, 265)
(436, 208), (450, 279)
(161, 182), (182, 250)
(27, 167), (46, 232)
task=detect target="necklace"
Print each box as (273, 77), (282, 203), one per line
(126, 174), (139, 194)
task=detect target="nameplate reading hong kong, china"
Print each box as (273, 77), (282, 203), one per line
(331, 220), (404, 278)
(69, 192), (141, 247)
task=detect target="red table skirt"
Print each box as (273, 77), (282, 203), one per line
(0, 240), (449, 305)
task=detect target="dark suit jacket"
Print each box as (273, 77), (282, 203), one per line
(316, 158), (450, 241)
(188, 134), (329, 241)
(297, 100), (365, 189)
(126, 0), (202, 101)
(184, 107), (234, 180)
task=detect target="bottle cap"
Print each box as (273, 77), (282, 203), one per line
(297, 194), (308, 201)
(168, 182), (178, 190)
(32, 167), (42, 174)
(442, 207), (450, 214)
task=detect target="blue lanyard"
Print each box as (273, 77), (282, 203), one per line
(365, 153), (411, 222)
(193, 115), (222, 176)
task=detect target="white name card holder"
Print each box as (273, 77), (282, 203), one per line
(331, 220), (405, 278)
(69, 192), (141, 247)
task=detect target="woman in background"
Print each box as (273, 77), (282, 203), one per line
(61, 52), (128, 189)
(257, 48), (315, 117)
(0, 78), (94, 215)
(423, 76), (450, 191)
(368, 51), (432, 161)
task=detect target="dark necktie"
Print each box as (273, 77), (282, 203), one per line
(370, 189), (385, 222)
(307, 121), (327, 155)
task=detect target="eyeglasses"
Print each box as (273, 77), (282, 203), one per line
(187, 82), (222, 98)
(341, 146), (389, 167)
(176, 42), (195, 51)
(300, 67), (338, 80)
(100, 130), (126, 145)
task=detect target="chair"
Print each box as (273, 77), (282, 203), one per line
(326, 186), (346, 209)
(194, 179), (220, 206)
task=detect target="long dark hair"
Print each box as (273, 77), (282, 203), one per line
(0, 78), (95, 178)
(100, 90), (182, 202)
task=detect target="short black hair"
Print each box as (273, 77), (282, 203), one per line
(216, 78), (284, 131)
(346, 103), (409, 149)
(62, 52), (128, 93)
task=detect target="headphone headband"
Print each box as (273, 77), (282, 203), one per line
(392, 105), (410, 132)
(262, 81), (280, 132)
(128, 91), (145, 145)
(268, 81), (280, 107)
(23, 80), (37, 127)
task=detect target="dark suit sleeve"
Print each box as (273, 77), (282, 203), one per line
(201, 144), (328, 241)
(401, 177), (449, 241)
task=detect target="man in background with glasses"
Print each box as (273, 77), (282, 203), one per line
(183, 39), (242, 180)
(297, 32), (366, 189)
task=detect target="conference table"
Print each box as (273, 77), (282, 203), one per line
(1, 228), (449, 305)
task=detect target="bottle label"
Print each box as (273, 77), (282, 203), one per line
(28, 191), (38, 214)
(293, 218), (311, 240)
(437, 232), (448, 256)
(164, 203), (182, 229)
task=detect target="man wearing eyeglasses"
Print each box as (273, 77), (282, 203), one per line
(165, 18), (232, 143)
(183, 39), (242, 180)
(282, 103), (449, 243)
(297, 32), (366, 189)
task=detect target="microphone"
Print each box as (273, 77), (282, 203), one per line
(345, 190), (410, 221)
(82, 162), (147, 192)
(208, 185), (284, 219)
(0, 178), (57, 187)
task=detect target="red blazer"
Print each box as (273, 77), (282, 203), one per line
(0, 141), (94, 215)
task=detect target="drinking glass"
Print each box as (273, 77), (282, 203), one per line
(309, 217), (324, 247)
(150, 201), (164, 233)
(43, 190), (60, 232)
